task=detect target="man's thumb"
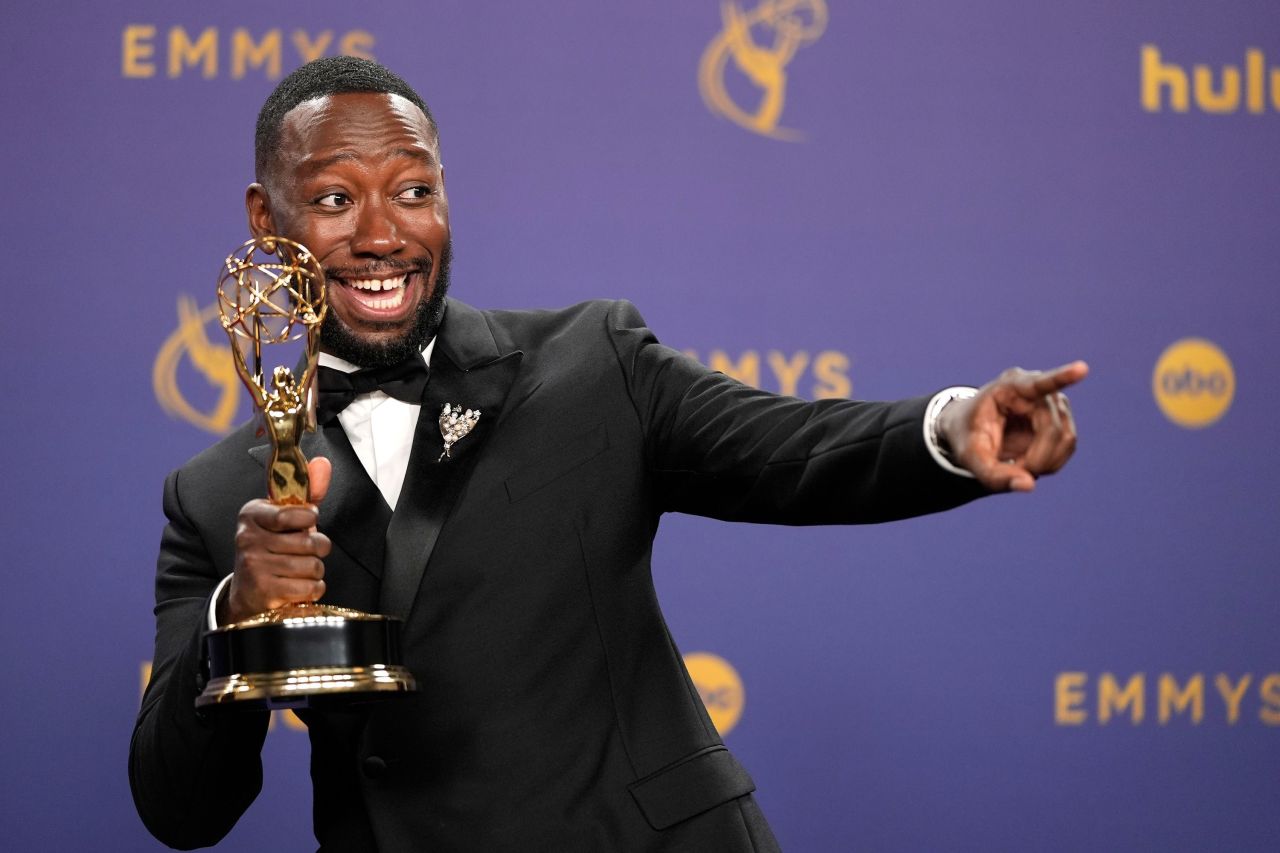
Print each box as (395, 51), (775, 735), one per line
(308, 456), (332, 504)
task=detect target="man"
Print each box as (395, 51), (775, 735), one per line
(130, 57), (1084, 851)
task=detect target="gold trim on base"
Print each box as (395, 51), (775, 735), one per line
(196, 664), (417, 708)
(221, 601), (386, 630)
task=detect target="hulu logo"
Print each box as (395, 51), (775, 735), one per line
(1142, 45), (1280, 113)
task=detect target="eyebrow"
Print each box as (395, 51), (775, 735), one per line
(298, 146), (438, 177)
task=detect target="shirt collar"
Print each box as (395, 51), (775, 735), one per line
(317, 337), (437, 375)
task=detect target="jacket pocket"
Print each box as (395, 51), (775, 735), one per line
(504, 421), (609, 503)
(628, 746), (757, 831)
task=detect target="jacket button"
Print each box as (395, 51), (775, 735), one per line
(362, 756), (387, 779)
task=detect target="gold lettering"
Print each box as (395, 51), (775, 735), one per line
(1215, 673), (1251, 724)
(1141, 45), (1188, 112)
(292, 30), (334, 64)
(1098, 672), (1145, 725)
(1273, 69), (1280, 110)
(812, 350), (851, 399)
(122, 25), (156, 78)
(232, 28), (282, 80)
(766, 351), (809, 397)
(339, 30), (376, 60)
(140, 661), (153, 699)
(1245, 49), (1265, 113)
(1157, 673), (1203, 724)
(1193, 64), (1241, 113)
(168, 26), (217, 79)
(1260, 674), (1280, 725)
(1055, 672), (1088, 725)
(708, 350), (760, 387)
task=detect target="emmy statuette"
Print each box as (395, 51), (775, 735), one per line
(196, 236), (417, 709)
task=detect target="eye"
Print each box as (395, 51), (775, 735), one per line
(395, 185), (434, 201)
(314, 192), (352, 208)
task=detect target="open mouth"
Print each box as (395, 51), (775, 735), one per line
(326, 267), (428, 321)
(343, 274), (409, 311)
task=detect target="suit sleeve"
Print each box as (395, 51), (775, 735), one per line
(129, 467), (270, 849)
(605, 300), (989, 524)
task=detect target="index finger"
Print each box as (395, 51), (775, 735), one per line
(1010, 360), (1089, 398)
(241, 499), (319, 533)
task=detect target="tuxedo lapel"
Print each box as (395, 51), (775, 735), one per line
(379, 301), (523, 622)
(248, 420), (390, 581)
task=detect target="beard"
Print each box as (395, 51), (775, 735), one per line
(319, 239), (452, 369)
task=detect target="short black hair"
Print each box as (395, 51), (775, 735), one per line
(254, 56), (437, 182)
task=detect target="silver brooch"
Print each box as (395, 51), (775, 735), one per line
(439, 403), (481, 461)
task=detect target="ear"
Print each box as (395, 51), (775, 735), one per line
(245, 183), (275, 239)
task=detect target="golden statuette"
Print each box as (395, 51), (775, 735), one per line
(196, 236), (416, 709)
(216, 236), (326, 504)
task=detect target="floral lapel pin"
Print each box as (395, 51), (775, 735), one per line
(438, 403), (481, 461)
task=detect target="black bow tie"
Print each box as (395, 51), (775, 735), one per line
(316, 356), (430, 423)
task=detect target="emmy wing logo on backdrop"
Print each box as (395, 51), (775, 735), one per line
(153, 295), (242, 434)
(699, 0), (828, 140)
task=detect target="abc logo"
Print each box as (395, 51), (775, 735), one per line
(683, 652), (745, 736)
(1152, 338), (1234, 428)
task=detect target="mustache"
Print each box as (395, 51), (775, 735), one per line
(324, 257), (433, 281)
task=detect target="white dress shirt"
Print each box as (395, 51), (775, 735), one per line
(318, 339), (437, 511)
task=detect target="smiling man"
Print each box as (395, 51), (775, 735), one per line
(131, 57), (1085, 852)
(249, 80), (451, 373)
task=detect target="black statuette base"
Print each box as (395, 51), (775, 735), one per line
(198, 614), (417, 710)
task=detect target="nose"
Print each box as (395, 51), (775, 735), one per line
(349, 196), (406, 258)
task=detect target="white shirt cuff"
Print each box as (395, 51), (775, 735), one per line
(923, 386), (978, 478)
(207, 573), (233, 630)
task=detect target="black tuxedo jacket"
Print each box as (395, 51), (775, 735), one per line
(130, 299), (986, 851)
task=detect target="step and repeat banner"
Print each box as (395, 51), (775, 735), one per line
(1, 1), (1276, 850)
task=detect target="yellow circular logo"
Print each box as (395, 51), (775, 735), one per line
(683, 652), (745, 736)
(1152, 338), (1235, 428)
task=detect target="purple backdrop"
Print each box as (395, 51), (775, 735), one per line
(1, 1), (1277, 850)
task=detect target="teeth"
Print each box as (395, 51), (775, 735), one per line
(347, 275), (407, 292)
(360, 286), (407, 311)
